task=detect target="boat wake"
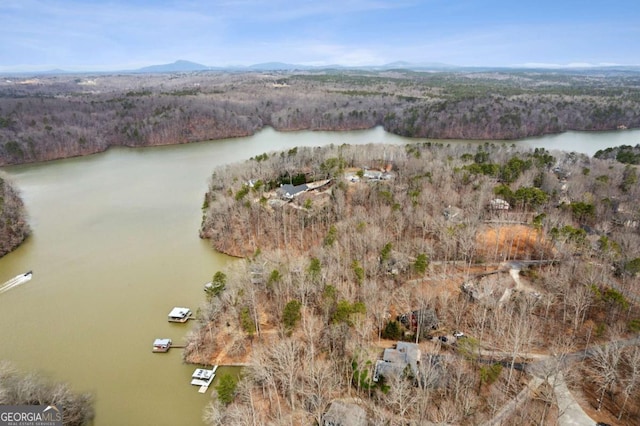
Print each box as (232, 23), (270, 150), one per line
(0, 271), (33, 294)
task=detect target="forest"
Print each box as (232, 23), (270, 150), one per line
(1, 69), (640, 166)
(0, 173), (30, 257)
(0, 361), (95, 425)
(192, 142), (640, 425)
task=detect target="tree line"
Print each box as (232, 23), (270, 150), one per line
(1, 69), (639, 165)
(0, 361), (94, 425)
(0, 173), (30, 257)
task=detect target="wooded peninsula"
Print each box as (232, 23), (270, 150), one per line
(192, 141), (640, 425)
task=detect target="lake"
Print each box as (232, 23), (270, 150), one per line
(0, 126), (638, 425)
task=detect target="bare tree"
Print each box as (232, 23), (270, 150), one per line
(253, 338), (303, 410)
(565, 284), (593, 335)
(589, 342), (623, 412)
(618, 347), (640, 420)
(0, 362), (94, 426)
(385, 370), (419, 420)
(0, 173), (31, 257)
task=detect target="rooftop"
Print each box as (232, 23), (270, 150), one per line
(168, 307), (191, 318)
(374, 341), (421, 382)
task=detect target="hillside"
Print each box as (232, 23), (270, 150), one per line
(193, 143), (640, 425)
(0, 173), (30, 257)
(2, 69), (640, 166)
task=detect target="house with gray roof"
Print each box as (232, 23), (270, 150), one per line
(374, 341), (446, 389)
(276, 183), (309, 200)
(373, 341), (421, 382)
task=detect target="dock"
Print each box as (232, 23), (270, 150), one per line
(167, 307), (193, 323)
(152, 338), (172, 353)
(152, 338), (186, 353)
(191, 365), (218, 393)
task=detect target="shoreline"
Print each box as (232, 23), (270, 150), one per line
(2, 125), (637, 168)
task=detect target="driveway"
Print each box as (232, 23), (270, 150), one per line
(551, 372), (596, 426)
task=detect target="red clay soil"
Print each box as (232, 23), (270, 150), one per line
(476, 224), (555, 261)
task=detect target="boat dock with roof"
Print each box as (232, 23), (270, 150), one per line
(152, 338), (186, 352)
(152, 338), (172, 352)
(191, 365), (218, 393)
(167, 307), (192, 323)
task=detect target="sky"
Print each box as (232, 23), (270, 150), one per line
(1, 0), (639, 72)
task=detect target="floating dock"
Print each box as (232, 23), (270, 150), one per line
(152, 338), (172, 353)
(191, 365), (218, 393)
(167, 307), (192, 323)
(152, 338), (186, 353)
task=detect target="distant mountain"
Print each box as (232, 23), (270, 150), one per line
(380, 61), (450, 69)
(39, 68), (70, 74)
(131, 60), (459, 73)
(247, 62), (312, 71)
(135, 60), (211, 73)
(241, 61), (460, 72)
(6, 60), (639, 76)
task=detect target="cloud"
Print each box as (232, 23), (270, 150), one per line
(1, 0), (226, 69)
(1, 0), (638, 70)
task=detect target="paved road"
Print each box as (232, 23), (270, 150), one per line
(481, 336), (640, 425)
(552, 372), (596, 426)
